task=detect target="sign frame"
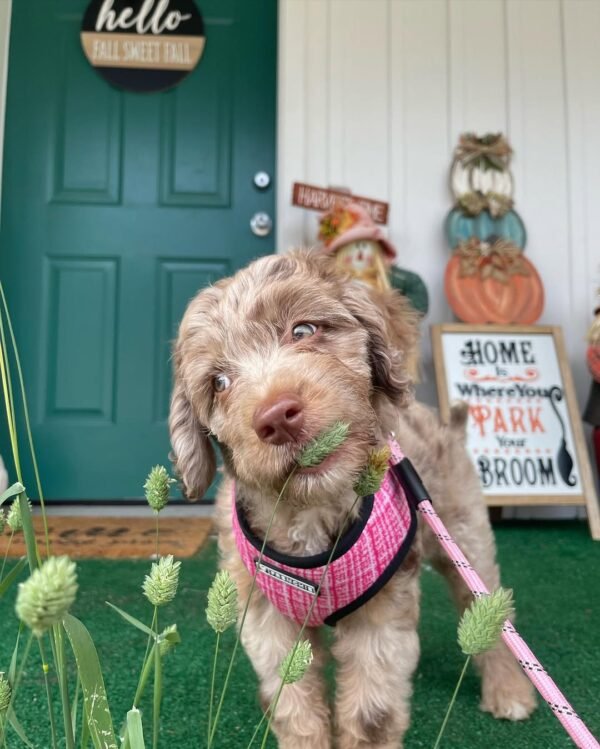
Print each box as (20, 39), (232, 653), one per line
(431, 323), (600, 539)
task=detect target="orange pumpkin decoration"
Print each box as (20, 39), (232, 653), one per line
(444, 249), (544, 324)
(587, 344), (600, 383)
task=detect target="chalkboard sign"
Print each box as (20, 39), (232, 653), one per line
(81, 0), (206, 93)
(431, 324), (600, 539)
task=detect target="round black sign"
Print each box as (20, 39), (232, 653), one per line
(81, 0), (205, 93)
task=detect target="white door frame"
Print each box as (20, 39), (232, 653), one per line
(0, 0), (12, 219)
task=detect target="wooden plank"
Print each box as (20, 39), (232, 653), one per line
(448, 0), (507, 138)
(389, 0), (450, 405)
(328, 0), (346, 186)
(303, 0), (330, 241)
(0, 0), (12, 218)
(562, 0), (600, 402)
(330, 0), (390, 198)
(486, 495), (585, 508)
(505, 0), (570, 329)
(276, 0), (308, 251)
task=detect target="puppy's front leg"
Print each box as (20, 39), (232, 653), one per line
(332, 566), (420, 749)
(241, 595), (331, 749)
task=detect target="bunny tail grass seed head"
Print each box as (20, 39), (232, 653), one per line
(6, 497), (31, 532)
(279, 640), (313, 685)
(0, 509), (5, 534)
(458, 588), (514, 656)
(144, 465), (176, 513)
(15, 556), (78, 637)
(354, 446), (391, 496)
(206, 570), (238, 633)
(296, 422), (349, 468)
(158, 624), (181, 656)
(0, 672), (10, 714)
(142, 555), (181, 607)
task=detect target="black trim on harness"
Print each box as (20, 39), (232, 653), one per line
(324, 497), (418, 626)
(392, 458), (432, 506)
(235, 493), (375, 570)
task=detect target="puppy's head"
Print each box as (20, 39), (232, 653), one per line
(169, 251), (418, 503)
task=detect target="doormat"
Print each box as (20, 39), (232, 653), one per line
(0, 516), (213, 559)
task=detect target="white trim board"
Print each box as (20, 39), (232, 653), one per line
(0, 0), (12, 221)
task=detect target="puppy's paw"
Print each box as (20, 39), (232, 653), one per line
(480, 674), (537, 721)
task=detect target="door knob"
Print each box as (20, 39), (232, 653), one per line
(250, 212), (273, 237)
(253, 171), (271, 189)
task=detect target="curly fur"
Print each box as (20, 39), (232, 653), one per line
(170, 251), (535, 747)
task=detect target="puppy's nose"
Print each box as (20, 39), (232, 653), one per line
(253, 394), (304, 444)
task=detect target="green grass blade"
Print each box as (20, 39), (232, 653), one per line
(0, 482), (24, 506)
(72, 672), (81, 741)
(8, 629), (33, 705)
(80, 707), (91, 749)
(18, 490), (39, 571)
(0, 283), (49, 542)
(62, 613), (118, 749)
(127, 708), (146, 749)
(8, 626), (22, 684)
(105, 602), (155, 638)
(6, 707), (34, 748)
(0, 557), (27, 598)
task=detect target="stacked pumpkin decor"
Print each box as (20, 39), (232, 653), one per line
(443, 133), (545, 324)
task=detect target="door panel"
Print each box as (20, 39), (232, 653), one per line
(0, 0), (277, 499)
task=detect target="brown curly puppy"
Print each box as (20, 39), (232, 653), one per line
(170, 250), (536, 748)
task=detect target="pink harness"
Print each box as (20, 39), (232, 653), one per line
(231, 465), (417, 627)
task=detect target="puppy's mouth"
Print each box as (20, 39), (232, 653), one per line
(295, 446), (345, 476)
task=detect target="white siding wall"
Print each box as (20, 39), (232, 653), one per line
(277, 0), (600, 517)
(278, 0), (600, 401)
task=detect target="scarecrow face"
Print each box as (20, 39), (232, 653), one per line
(336, 240), (381, 272)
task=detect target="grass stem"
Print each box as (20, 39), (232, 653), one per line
(208, 468), (296, 748)
(0, 283), (50, 557)
(207, 631), (220, 747)
(0, 531), (14, 583)
(432, 655), (471, 749)
(122, 607), (158, 749)
(56, 624), (75, 749)
(38, 636), (59, 749)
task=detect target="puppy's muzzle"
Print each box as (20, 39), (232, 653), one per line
(252, 392), (304, 445)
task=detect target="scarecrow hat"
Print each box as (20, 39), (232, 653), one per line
(318, 202), (396, 259)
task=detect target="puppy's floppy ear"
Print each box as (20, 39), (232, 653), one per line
(169, 380), (216, 500)
(342, 280), (420, 405)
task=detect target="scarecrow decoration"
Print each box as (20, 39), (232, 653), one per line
(317, 202), (429, 316)
(443, 133), (544, 324)
(583, 304), (600, 476)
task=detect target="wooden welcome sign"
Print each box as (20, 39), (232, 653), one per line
(81, 0), (206, 92)
(432, 324), (600, 539)
(292, 182), (389, 225)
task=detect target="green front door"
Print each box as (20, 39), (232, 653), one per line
(0, 0), (276, 499)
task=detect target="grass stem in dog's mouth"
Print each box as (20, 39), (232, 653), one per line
(295, 421), (350, 469)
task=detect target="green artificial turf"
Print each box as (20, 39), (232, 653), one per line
(1, 521), (599, 748)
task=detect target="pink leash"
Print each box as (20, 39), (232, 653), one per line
(388, 437), (599, 749)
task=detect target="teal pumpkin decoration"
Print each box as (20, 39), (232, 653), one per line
(445, 208), (527, 250)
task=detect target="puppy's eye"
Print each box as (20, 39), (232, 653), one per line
(292, 323), (317, 341)
(213, 374), (231, 393)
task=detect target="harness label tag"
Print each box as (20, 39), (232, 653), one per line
(255, 560), (318, 595)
